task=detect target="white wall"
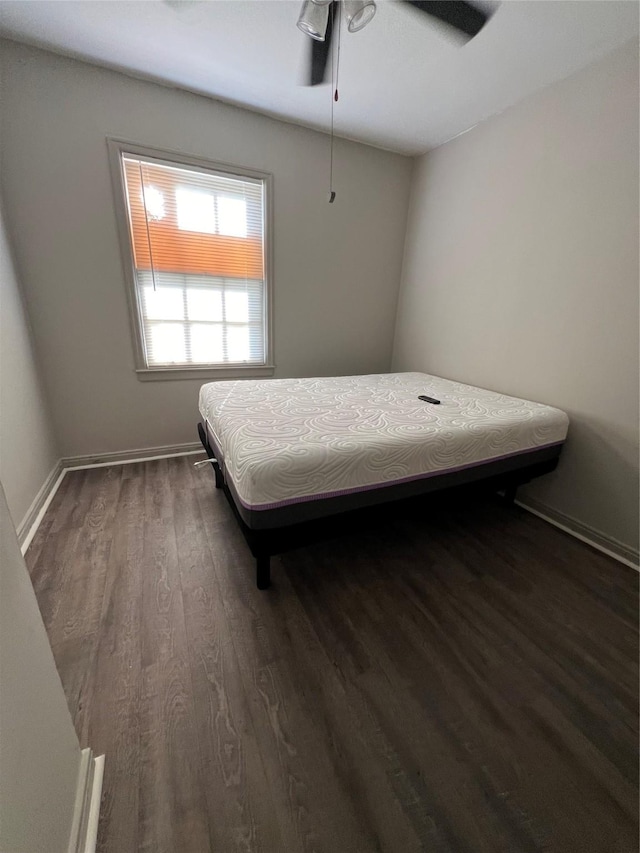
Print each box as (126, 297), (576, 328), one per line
(393, 40), (639, 555)
(0, 40), (412, 457)
(0, 201), (60, 530)
(0, 481), (82, 853)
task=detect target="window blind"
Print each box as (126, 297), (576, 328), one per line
(121, 154), (267, 368)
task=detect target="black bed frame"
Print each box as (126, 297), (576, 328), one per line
(197, 422), (562, 590)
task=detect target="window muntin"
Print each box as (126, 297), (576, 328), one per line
(137, 271), (264, 366)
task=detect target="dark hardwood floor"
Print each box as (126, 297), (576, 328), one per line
(26, 457), (638, 853)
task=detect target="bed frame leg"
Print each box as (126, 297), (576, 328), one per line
(504, 483), (518, 504)
(212, 464), (223, 490)
(256, 555), (271, 590)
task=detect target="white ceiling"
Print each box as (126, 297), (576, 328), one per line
(0, 0), (637, 155)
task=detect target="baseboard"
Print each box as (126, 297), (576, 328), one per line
(18, 460), (65, 555)
(23, 447), (636, 574)
(19, 443), (205, 554)
(68, 748), (105, 853)
(516, 497), (639, 571)
(61, 441), (204, 470)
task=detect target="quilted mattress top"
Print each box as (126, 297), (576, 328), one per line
(198, 372), (569, 510)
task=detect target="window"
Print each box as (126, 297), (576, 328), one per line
(109, 141), (272, 379)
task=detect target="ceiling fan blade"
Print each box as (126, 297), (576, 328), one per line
(402, 1), (490, 39)
(308, 2), (334, 86)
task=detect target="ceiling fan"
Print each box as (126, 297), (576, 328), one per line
(297, 0), (492, 86)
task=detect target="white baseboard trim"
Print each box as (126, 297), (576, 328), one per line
(20, 444), (637, 576)
(19, 443), (205, 554)
(68, 748), (105, 853)
(61, 441), (204, 471)
(18, 461), (65, 555)
(84, 754), (105, 853)
(516, 497), (639, 571)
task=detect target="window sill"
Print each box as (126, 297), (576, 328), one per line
(135, 365), (276, 382)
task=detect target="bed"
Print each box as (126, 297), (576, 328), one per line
(197, 372), (569, 588)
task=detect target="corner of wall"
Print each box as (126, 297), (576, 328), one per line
(0, 198), (62, 528)
(390, 153), (422, 373)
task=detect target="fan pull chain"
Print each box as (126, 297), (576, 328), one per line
(329, 0), (341, 203)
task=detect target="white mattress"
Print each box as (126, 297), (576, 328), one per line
(198, 372), (569, 510)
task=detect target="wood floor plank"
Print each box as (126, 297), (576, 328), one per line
(174, 457), (285, 852)
(233, 548), (425, 853)
(89, 466), (145, 853)
(194, 497), (381, 852)
(26, 468), (89, 620)
(25, 459), (638, 853)
(137, 458), (212, 853)
(288, 542), (546, 853)
(23, 468), (78, 569)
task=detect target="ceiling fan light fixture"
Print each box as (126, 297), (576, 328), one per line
(344, 0), (376, 33)
(297, 0), (330, 40)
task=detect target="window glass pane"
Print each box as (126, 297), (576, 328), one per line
(217, 196), (247, 238)
(143, 285), (184, 321)
(190, 324), (223, 363)
(225, 290), (249, 323)
(176, 187), (216, 233)
(227, 325), (250, 362)
(149, 323), (186, 364)
(187, 288), (222, 321)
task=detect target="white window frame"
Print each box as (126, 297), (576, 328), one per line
(107, 138), (274, 381)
